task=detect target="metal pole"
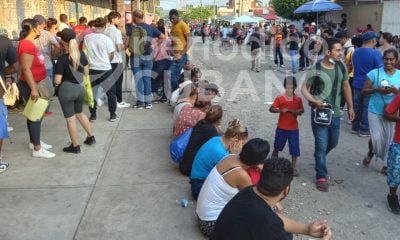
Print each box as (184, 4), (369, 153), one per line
(200, 0), (203, 21)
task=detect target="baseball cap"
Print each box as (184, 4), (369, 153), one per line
(33, 15), (46, 24)
(205, 83), (221, 97)
(362, 31), (379, 42)
(57, 28), (76, 42)
(69, 18), (77, 23)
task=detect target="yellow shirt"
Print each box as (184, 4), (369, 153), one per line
(171, 20), (190, 55)
(345, 51), (354, 78)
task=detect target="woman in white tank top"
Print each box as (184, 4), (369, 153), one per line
(196, 138), (270, 238)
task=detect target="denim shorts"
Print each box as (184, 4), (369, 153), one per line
(0, 99), (9, 139)
(387, 142), (400, 187)
(274, 128), (300, 157)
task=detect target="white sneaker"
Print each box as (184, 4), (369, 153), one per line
(7, 126), (13, 132)
(117, 101), (131, 108)
(29, 141), (53, 150)
(32, 148), (56, 158)
(96, 98), (104, 107)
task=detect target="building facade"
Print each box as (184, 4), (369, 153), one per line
(0, 0), (127, 39)
(328, 0), (400, 35)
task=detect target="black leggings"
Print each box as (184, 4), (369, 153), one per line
(18, 81), (42, 146)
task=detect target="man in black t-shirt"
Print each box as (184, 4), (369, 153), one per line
(211, 157), (333, 240)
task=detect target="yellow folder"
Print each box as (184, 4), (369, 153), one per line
(22, 98), (49, 122)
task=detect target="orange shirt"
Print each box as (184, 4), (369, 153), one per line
(274, 32), (284, 47)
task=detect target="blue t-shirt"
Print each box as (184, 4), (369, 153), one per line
(127, 22), (161, 55)
(367, 67), (400, 115)
(190, 136), (229, 180)
(352, 48), (383, 89)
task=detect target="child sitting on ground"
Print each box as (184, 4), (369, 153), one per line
(269, 76), (304, 177)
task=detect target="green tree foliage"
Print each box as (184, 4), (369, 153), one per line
(270, 0), (309, 20)
(183, 6), (214, 21)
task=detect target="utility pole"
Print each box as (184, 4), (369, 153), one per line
(213, 0), (216, 23)
(200, 0), (203, 21)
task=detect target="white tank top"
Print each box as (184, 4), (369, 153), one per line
(196, 166), (241, 221)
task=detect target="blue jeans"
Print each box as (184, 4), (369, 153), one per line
(352, 88), (370, 133)
(169, 53), (188, 92)
(131, 56), (153, 106)
(311, 115), (341, 179)
(289, 50), (298, 73)
(152, 59), (172, 100)
(46, 68), (53, 82)
(274, 47), (283, 66)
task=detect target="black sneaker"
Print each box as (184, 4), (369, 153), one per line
(134, 104), (144, 110)
(89, 114), (96, 122)
(160, 98), (168, 103)
(110, 113), (117, 122)
(84, 136), (96, 146)
(387, 194), (400, 214)
(63, 144), (81, 154)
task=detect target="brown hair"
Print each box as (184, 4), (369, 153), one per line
(224, 119), (248, 140)
(133, 10), (144, 19)
(94, 17), (107, 28)
(203, 105), (223, 124)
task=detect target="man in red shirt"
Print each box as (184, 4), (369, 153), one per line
(270, 76), (304, 176)
(73, 17), (87, 37)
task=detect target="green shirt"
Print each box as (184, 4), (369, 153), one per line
(306, 63), (349, 117)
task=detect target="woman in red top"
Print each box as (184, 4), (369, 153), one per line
(17, 18), (55, 159)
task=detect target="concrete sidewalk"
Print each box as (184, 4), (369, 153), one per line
(0, 97), (204, 240)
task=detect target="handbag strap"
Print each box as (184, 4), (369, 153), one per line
(330, 63), (340, 107)
(377, 68), (386, 105)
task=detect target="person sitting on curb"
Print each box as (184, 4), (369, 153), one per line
(196, 138), (270, 237)
(210, 157), (332, 240)
(180, 105), (223, 176)
(190, 119), (248, 200)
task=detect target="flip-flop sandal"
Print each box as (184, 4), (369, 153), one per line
(363, 156), (372, 167)
(316, 179), (329, 192)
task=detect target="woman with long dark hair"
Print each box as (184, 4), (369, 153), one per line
(17, 18), (55, 158)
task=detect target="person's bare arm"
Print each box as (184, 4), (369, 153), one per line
(301, 81), (325, 108)
(20, 53), (39, 101)
(108, 52), (114, 62)
(182, 32), (192, 55)
(54, 74), (62, 86)
(278, 214), (332, 239)
(3, 62), (19, 75)
(269, 106), (282, 113)
(116, 43), (125, 52)
(157, 33), (166, 45)
(83, 65), (89, 76)
(343, 80), (355, 121)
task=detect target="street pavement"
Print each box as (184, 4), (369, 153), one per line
(0, 37), (399, 240)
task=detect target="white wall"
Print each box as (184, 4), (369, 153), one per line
(381, 1), (400, 34)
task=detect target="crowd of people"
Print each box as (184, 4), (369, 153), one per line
(1, 7), (400, 239)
